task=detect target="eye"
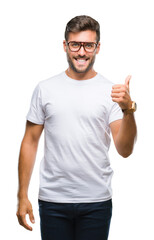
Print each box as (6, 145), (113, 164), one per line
(85, 43), (94, 49)
(70, 42), (80, 48)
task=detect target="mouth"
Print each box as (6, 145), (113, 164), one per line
(74, 57), (89, 65)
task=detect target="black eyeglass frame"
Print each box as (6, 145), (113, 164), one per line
(67, 41), (98, 53)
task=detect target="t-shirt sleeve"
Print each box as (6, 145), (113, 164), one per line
(26, 84), (45, 124)
(108, 102), (123, 124)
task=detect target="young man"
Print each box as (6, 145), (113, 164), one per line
(16, 15), (137, 240)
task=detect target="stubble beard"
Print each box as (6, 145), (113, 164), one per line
(66, 52), (96, 74)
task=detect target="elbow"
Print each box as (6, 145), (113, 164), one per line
(115, 138), (136, 158)
(117, 147), (133, 158)
(121, 151), (132, 158)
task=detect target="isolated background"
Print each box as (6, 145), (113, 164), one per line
(0, 0), (154, 239)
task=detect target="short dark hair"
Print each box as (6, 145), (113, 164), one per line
(65, 15), (100, 43)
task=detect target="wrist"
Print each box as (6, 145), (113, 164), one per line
(122, 101), (137, 114)
(17, 190), (28, 200)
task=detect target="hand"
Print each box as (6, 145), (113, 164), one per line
(16, 198), (35, 231)
(111, 75), (132, 110)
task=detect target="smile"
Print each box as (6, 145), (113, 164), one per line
(74, 58), (89, 65)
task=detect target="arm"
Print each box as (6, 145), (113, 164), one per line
(110, 76), (137, 158)
(16, 121), (44, 231)
(110, 114), (137, 158)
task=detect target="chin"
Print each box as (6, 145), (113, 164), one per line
(70, 61), (95, 74)
(74, 67), (89, 73)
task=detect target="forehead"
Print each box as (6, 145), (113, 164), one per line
(68, 30), (97, 42)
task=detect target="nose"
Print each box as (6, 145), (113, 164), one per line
(78, 45), (86, 56)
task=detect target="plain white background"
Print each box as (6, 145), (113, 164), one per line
(0, 0), (154, 239)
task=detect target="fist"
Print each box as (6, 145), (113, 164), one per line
(111, 75), (132, 110)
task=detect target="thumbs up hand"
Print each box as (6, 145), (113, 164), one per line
(111, 75), (132, 111)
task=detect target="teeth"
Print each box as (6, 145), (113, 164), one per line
(77, 59), (86, 62)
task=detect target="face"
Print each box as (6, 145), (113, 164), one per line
(63, 30), (100, 74)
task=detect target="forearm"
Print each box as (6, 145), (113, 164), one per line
(17, 140), (38, 199)
(115, 112), (137, 157)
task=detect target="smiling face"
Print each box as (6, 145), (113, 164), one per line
(63, 30), (100, 79)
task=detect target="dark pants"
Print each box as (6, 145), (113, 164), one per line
(38, 199), (112, 240)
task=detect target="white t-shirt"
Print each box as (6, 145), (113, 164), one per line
(26, 71), (123, 203)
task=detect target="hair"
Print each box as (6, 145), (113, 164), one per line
(65, 15), (100, 43)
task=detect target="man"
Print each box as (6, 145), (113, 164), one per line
(16, 15), (137, 240)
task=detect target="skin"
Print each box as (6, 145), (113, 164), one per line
(16, 30), (137, 231)
(16, 121), (44, 230)
(63, 30), (100, 80)
(111, 75), (137, 157)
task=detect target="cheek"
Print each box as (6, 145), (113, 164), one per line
(66, 49), (73, 57)
(67, 53), (74, 60)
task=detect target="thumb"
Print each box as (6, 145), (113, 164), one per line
(125, 75), (131, 89)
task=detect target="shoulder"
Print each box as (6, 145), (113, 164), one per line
(30, 72), (64, 100)
(38, 72), (64, 90)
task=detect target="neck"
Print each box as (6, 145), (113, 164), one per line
(65, 68), (97, 80)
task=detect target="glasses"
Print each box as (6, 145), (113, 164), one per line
(67, 41), (98, 53)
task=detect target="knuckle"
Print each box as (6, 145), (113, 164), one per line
(28, 208), (33, 214)
(19, 221), (23, 226)
(18, 212), (25, 218)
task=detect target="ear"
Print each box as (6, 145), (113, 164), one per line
(96, 42), (100, 54)
(63, 40), (67, 52)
